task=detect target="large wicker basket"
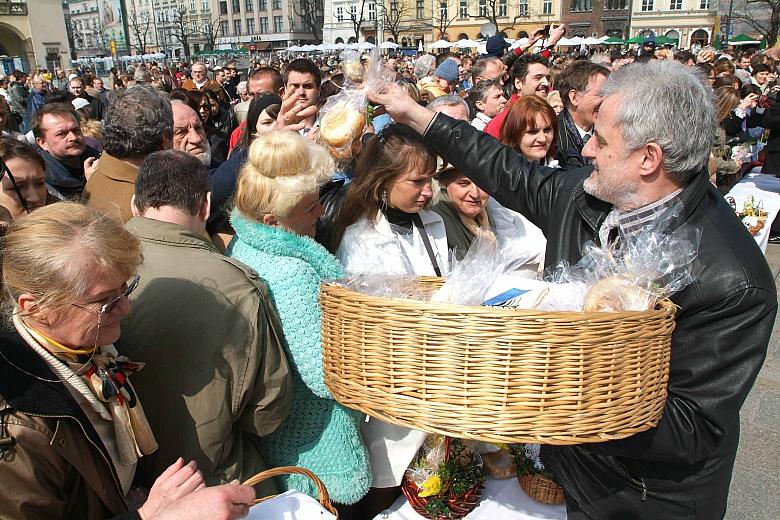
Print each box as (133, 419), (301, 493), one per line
(321, 278), (676, 444)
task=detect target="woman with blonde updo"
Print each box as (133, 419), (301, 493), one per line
(226, 131), (371, 510)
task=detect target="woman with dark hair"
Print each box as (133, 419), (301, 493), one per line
(0, 136), (47, 221)
(331, 124), (446, 518)
(186, 90), (228, 163)
(499, 95), (559, 167)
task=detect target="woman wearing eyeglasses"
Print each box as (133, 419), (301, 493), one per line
(0, 136), (47, 222)
(0, 202), (256, 520)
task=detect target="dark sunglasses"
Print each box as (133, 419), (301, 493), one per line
(0, 156), (30, 214)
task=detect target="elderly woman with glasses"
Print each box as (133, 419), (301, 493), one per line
(0, 202), (255, 520)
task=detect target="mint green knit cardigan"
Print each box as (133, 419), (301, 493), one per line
(227, 210), (370, 505)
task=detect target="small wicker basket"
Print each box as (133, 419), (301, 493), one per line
(243, 466), (338, 517)
(518, 473), (565, 505)
(321, 278), (676, 444)
(401, 437), (484, 519)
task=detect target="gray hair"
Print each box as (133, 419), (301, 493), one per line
(103, 85), (173, 160)
(426, 94), (469, 114)
(599, 60), (715, 183)
(414, 55), (436, 80)
(468, 78), (500, 107)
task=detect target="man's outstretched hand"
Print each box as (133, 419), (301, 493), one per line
(367, 83), (436, 135)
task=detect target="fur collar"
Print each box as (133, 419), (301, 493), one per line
(230, 210), (343, 280)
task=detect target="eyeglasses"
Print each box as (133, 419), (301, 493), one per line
(72, 275), (140, 317)
(0, 156), (30, 214)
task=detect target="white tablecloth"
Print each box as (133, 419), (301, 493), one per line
(373, 478), (567, 519)
(727, 171), (780, 253)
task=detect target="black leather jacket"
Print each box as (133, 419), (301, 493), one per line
(424, 113), (777, 519)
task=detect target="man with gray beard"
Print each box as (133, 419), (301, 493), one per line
(171, 101), (214, 168)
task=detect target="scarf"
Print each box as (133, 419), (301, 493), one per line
(14, 315), (157, 466)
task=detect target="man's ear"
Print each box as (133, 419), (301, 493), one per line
(201, 192), (211, 222)
(474, 99), (486, 113)
(568, 89), (579, 109)
(262, 213), (277, 227)
(513, 77), (523, 93)
(130, 195), (143, 217)
(638, 142), (664, 177)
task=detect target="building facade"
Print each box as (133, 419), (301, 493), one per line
(64, 0), (106, 57)
(0, 0), (72, 71)
(560, 0), (630, 38)
(125, 0), (213, 57)
(629, 0), (716, 48)
(212, 0), (322, 51)
(323, 0), (562, 48)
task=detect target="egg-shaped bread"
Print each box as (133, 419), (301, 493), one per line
(319, 99), (366, 149)
(582, 275), (654, 312)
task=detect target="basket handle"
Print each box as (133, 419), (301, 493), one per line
(242, 466), (338, 517)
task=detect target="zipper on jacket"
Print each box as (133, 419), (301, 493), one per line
(23, 411), (128, 508)
(615, 457), (648, 502)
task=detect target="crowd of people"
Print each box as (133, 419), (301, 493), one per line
(0, 24), (778, 520)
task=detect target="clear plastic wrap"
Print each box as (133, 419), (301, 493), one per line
(544, 203), (701, 312)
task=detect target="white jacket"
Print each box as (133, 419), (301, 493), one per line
(335, 209), (448, 487)
(337, 209), (450, 277)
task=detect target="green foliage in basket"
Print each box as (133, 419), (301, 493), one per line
(510, 444), (554, 479)
(416, 440), (485, 519)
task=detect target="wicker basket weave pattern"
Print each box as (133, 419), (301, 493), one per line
(518, 474), (565, 505)
(321, 280), (676, 444)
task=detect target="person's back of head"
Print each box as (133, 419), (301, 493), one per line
(133, 150), (211, 227)
(426, 93), (470, 120)
(103, 86), (173, 161)
(414, 55), (436, 80)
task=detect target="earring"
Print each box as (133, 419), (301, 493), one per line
(380, 189), (388, 210)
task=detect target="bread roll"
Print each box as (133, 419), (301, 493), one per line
(582, 275), (654, 312)
(319, 99), (366, 150)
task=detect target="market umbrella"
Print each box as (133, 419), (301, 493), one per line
(379, 41), (400, 49)
(453, 39), (479, 48)
(653, 35), (678, 45)
(430, 40), (453, 49)
(583, 36), (603, 45)
(729, 34), (762, 45)
(625, 35), (646, 44)
(603, 36), (625, 44)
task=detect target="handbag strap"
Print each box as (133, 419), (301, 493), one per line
(412, 213), (442, 277)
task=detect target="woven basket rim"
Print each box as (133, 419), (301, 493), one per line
(321, 280), (677, 318)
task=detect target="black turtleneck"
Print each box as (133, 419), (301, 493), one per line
(382, 206), (416, 232)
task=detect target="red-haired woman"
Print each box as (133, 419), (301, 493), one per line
(499, 95), (559, 167)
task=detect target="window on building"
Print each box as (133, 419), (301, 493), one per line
(274, 15), (283, 32)
(543, 0), (552, 14)
(439, 1), (447, 19)
(417, 0), (424, 19)
(336, 6), (343, 21)
(260, 16), (268, 32)
(459, 0), (467, 17)
(478, 0), (486, 17)
(201, 0), (209, 11)
(192, 20), (198, 33)
(219, 0), (228, 15)
(220, 19), (229, 35)
(259, 0), (267, 9)
(273, 0), (281, 9)
(369, 2), (376, 20)
(518, 0), (528, 14)
(641, 0), (653, 10)
(699, 0), (710, 7)
(605, 0), (627, 8)
(570, 0), (592, 11)
(246, 0), (254, 11)
(190, 0), (195, 11)
(498, 0), (506, 16)
(349, 4), (356, 18)
(234, 18), (242, 34)
(232, 0), (241, 13)
(670, 0), (681, 8)
(247, 17), (255, 33)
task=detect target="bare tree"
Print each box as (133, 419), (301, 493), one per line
(381, 0), (413, 43)
(731, 0), (780, 47)
(201, 16), (225, 52)
(293, 0), (323, 42)
(127, 9), (152, 55)
(347, 0), (370, 42)
(468, 0), (530, 34)
(170, 7), (193, 59)
(423, 0), (460, 40)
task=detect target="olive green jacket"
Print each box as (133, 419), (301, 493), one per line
(118, 217), (292, 497)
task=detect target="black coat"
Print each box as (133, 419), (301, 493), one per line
(761, 92), (780, 175)
(424, 113), (777, 519)
(555, 108), (587, 170)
